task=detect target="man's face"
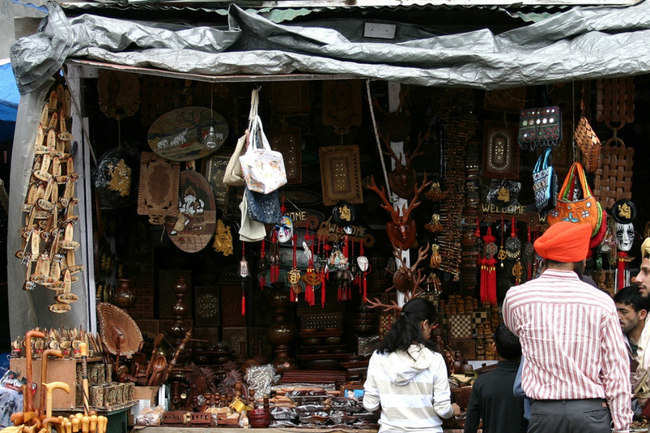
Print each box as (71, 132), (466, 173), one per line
(616, 302), (646, 334)
(633, 258), (650, 298)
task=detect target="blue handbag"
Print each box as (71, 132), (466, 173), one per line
(245, 188), (282, 225)
(532, 147), (557, 215)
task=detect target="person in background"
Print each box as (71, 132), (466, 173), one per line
(363, 298), (460, 433)
(614, 285), (647, 370)
(633, 238), (650, 371)
(464, 323), (526, 433)
(503, 221), (632, 433)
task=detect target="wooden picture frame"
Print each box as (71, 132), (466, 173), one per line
(482, 122), (519, 179)
(319, 145), (363, 206)
(202, 154), (230, 211)
(271, 128), (302, 184)
(137, 152), (180, 217)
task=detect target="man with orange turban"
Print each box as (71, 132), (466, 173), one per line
(503, 222), (631, 433)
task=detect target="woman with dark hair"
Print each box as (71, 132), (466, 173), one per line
(363, 298), (458, 432)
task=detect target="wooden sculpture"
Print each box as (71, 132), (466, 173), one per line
(382, 130), (427, 200)
(366, 176), (431, 250)
(386, 243), (430, 297)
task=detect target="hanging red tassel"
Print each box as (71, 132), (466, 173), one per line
(259, 239), (266, 290)
(290, 287), (296, 303)
(618, 251), (628, 292)
(241, 289), (246, 316)
(487, 257), (497, 305)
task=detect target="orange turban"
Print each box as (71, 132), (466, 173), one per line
(534, 222), (591, 262)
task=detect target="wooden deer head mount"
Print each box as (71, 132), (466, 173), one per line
(366, 175), (432, 250)
(387, 243), (429, 297)
(383, 129), (428, 200)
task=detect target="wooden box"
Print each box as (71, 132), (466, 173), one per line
(10, 357), (103, 410)
(133, 386), (159, 406)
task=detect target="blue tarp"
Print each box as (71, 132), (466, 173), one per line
(0, 61), (20, 142)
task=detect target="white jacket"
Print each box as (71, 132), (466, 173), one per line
(363, 344), (453, 433)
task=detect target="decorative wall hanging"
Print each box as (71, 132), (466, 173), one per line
(202, 154), (230, 211)
(17, 81), (81, 312)
(317, 216), (375, 247)
(385, 244), (430, 301)
(574, 102), (601, 174)
(383, 131), (426, 199)
(483, 87), (526, 113)
(137, 152), (180, 225)
(319, 145), (363, 206)
(212, 219), (233, 256)
(147, 107), (229, 161)
(485, 180), (521, 209)
(94, 146), (136, 209)
(365, 176), (431, 250)
(165, 170), (217, 253)
(593, 142), (634, 209)
(270, 82), (311, 115)
(517, 106), (561, 150)
(97, 71), (141, 120)
(597, 78), (635, 125)
(270, 127), (302, 184)
(194, 285), (220, 327)
(482, 122), (519, 179)
(322, 81), (362, 135)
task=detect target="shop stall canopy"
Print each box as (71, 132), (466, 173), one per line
(0, 60), (19, 142)
(6, 0), (650, 336)
(9, 0), (650, 93)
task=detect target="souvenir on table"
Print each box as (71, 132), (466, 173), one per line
(137, 152), (180, 224)
(532, 147), (557, 215)
(165, 170), (217, 253)
(147, 107), (229, 161)
(547, 162), (602, 236)
(322, 81), (362, 135)
(517, 106), (561, 150)
(482, 122), (519, 179)
(365, 175), (431, 250)
(319, 145), (363, 206)
(97, 71), (141, 120)
(271, 127), (302, 184)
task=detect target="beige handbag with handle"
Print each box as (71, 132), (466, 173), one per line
(222, 131), (248, 186)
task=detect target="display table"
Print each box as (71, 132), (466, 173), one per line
(133, 428), (469, 433)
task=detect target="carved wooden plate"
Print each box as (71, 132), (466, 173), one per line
(147, 107), (228, 161)
(271, 128), (302, 184)
(165, 170), (216, 253)
(319, 145), (363, 206)
(137, 152), (180, 217)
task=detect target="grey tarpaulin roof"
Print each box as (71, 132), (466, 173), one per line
(9, 0), (650, 93)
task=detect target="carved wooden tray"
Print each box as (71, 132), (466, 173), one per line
(319, 145), (363, 206)
(271, 128), (302, 184)
(147, 107), (228, 161)
(165, 170), (216, 253)
(137, 152), (180, 217)
(482, 121), (519, 179)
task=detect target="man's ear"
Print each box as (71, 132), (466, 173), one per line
(641, 309), (648, 321)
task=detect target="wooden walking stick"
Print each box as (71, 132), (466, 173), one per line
(39, 350), (63, 417)
(79, 342), (90, 415)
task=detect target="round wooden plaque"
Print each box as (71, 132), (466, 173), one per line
(147, 106), (229, 161)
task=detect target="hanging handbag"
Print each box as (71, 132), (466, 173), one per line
(223, 131), (248, 186)
(518, 106), (561, 150)
(547, 162), (601, 236)
(574, 115), (601, 173)
(532, 147), (557, 215)
(245, 188), (282, 225)
(239, 194), (266, 242)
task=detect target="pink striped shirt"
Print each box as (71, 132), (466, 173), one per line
(503, 269), (632, 433)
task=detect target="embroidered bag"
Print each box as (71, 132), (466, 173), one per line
(518, 106), (561, 150)
(245, 188), (282, 225)
(532, 147), (557, 215)
(547, 162), (601, 236)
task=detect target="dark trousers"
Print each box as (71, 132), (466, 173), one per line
(528, 399), (612, 433)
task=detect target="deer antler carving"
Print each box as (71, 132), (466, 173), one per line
(381, 128), (429, 200)
(365, 175), (432, 250)
(386, 243), (430, 299)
